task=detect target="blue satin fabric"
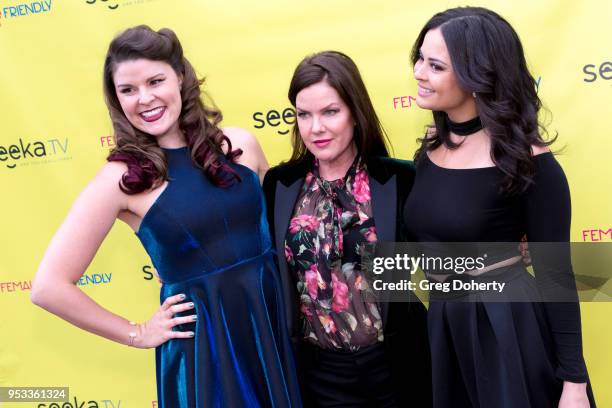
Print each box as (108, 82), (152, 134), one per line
(136, 147), (301, 408)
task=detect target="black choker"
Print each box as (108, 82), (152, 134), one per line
(446, 116), (483, 136)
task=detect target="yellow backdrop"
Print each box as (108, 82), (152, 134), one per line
(1, 0), (610, 406)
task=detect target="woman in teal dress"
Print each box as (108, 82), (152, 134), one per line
(32, 25), (301, 408)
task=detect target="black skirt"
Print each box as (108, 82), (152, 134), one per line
(428, 270), (596, 408)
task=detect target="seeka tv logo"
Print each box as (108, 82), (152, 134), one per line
(583, 60), (612, 83)
(84, 0), (167, 12)
(1, 0), (52, 24)
(38, 397), (121, 408)
(253, 107), (295, 135)
(143, 265), (162, 286)
(0, 138), (70, 170)
(84, 0), (119, 11)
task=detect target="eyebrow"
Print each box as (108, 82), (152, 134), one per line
(419, 50), (449, 67)
(428, 57), (448, 66)
(116, 73), (165, 88)
(297, 103), (340, 113)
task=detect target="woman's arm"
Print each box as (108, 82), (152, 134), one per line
(524, 152), (591, 406)
(31, 162), (194, 348)
(223, 127), (270, 183)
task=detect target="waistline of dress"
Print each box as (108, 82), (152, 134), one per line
(159, 248), (274, 285)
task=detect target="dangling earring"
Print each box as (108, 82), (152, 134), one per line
(472, 91), (477, 98)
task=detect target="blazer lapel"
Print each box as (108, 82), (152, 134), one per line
(274, 179), (303, 255)
(273, 178), (303, 338)
(369, 173), (397, 328)
(370, 175), (397, 243)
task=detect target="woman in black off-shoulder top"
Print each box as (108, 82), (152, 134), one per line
(405, 7), (595, 408)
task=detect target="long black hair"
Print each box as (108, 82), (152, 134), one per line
(411, 7), (554, 194)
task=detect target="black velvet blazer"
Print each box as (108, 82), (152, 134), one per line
(263, 156), (433, 407)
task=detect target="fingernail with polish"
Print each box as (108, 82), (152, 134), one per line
(179, 294), (186, 300)
(188, 302), (194, 308)
(192, 315), (198, 321)
(188, 332), (195, 337)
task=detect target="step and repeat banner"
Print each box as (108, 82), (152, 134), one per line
(1, 0), (610, 406)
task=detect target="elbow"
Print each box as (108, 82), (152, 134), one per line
(31, 277), (77, 310)
(30, 285), (44, 308)
(30, 280), (51, 309)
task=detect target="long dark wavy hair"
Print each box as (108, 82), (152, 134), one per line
(104, 25), (241, 194)
(287, 51), (390, 164)
(411, 7), (554, 194)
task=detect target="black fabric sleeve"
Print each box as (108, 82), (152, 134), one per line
(524, 154), (588, 383)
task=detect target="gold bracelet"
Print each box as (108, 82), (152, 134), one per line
(128, 321), (138, 347)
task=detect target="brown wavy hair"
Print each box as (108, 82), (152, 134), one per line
(287, 51), (390, 164)
(104, 25), (241, 194)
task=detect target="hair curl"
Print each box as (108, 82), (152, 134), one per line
(287, 51), (390, 164)
(411, 7), (555, 194)
(104, 25), (241, 194)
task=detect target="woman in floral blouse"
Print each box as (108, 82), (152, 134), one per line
(263, 51), (432, 407)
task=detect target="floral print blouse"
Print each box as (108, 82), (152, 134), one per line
(284, 159), (383, 351)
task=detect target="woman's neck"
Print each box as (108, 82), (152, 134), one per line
(449, 128), (488, 145)
(156, 125), (186, 149)
(318, 143), (358, 181)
